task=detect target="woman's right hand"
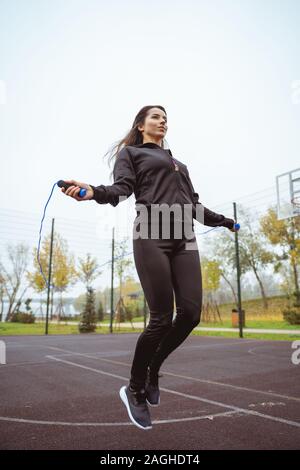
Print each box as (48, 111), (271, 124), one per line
(61, 179), (94, 201)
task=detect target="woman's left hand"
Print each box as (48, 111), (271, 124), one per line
(229, 222), (240, 232)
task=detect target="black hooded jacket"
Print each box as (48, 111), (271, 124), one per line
(89, 142), (234, 230)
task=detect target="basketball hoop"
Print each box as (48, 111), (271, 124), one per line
(276, 168), (300, 219)
(292, 196), (300, 209)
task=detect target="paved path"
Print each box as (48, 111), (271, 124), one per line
(102, 322), (300, 335)
(35, 321), (300, 335)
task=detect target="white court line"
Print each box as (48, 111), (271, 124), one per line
(161, 371), (300, 403)
(45, 355), (300, 429)
(0, 410), (240, 427)
(180, 339), (262, 349)
(3, 339), (260, 349)
(248, 346), (291, 361)
(45, 345), (300, 403)
(1, 343), (298, 404)
(0, 360), (56, 369)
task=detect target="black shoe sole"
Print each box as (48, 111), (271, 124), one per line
(119, 386), (152, 430)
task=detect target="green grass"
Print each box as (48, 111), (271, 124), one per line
(191, 329), (300, 341)
(100, 317), (300, 330)
(0, 321), (298, 341)
(217, 295), (299, 320)
(198, 319), (300, 329)
(0, 322), (144, 336)
(1, 294), (298, 340)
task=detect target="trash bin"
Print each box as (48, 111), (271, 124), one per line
(231, 309), (245, 328)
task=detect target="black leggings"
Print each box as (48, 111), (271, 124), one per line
(129, 219), (203, 390)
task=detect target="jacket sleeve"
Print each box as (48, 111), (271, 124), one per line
(89, 147), (136, 207)
(186, 168), (235, 229)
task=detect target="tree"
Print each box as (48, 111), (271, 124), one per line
(236, 205), (274, 309)
(0, 273), (5, 322)
(206, 204), (274, 309)
(78, 286), (97, 333)
(28, 232), (78, 321)
(115, 238), (134, 300)
(206, 230), (244, 307)
(97, 300), (104, 322)
(77, 253), (102, 289)
(260, 208), (300, 306)
(113, 238), (134, 323)
(114, 296), (134, 329)
(76, 253), (102, 330)
(201, 258), (222, 323)
(0, 243), (30, 321)
(24, 298), (33, 314)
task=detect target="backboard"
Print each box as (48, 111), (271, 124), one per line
(276, 168), (300, 220)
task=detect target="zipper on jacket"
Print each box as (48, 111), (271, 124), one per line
(165, 148), (179, 171)
(171, 157), (179, 171)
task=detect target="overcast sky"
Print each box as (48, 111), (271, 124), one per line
(0, 0), (299, 296)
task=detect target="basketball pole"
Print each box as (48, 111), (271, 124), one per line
(110, 227), (115, 334)
(233, 202), (243, 338)
(45, 218), (55, 335)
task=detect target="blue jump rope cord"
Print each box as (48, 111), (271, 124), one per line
(37, 183), (238, 291)
(37, 182), (57, 290)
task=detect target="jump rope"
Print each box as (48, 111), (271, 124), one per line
(37, 180), (240, 290)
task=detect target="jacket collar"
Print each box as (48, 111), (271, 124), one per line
(134, 142), (173, 155)
(135, 142), (162, 148)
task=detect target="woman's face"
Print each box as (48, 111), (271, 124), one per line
(138, 108), (168, 143)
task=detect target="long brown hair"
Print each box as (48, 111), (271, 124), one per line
(103, 105), (167, 180)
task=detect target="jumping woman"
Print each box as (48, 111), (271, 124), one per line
(61, 105), (238, 431)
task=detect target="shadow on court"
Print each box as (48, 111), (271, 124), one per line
(0, 334), (299, 450)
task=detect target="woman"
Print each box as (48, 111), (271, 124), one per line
(61, 105), (238, 431)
